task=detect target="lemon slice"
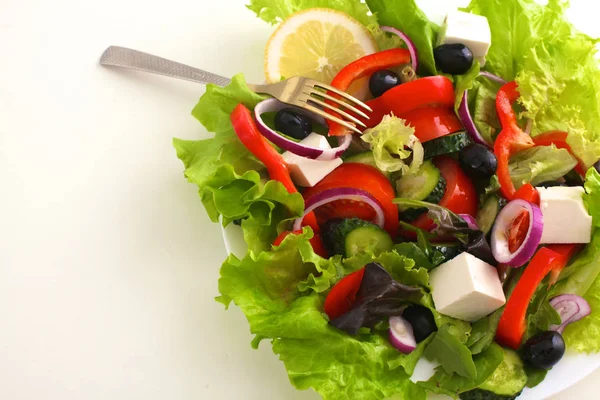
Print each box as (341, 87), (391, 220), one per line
(264, 8), (378, 85)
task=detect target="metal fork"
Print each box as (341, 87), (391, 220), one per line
(99, 46), (371, 134)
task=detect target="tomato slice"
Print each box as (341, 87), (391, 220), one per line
(273, 230), (329, 258)
(410, 156), (478, 233)
(507, 210), (530, 253)
(360, 76), (456, 129)
(323, 268), (366, 320)
(303, 163), (399, 237)
(402, 107), (464, 143)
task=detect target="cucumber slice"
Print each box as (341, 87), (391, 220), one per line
(423, 131), (473, 159)
(344, 151), (391, 178)
(344, 225), (393, 257)
(397, 161), (446, 221)
(477, 195), (501, 235)
(396, 161), (443, 200)
(322, 218), (393, 257)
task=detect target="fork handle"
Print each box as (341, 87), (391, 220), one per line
(99, 46), (232, 87)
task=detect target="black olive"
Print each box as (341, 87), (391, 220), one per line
(274, 109), (313, 140)
(434, 43), (474, 75)
(594, 160), (600, 174)
(564, 170), (585, 187)
(459, 143), (498, 179)
(320, 218), (344, 257)
(521, 331), (566, 369)
(402, 305), (437, 343)
(538, 181), (564, 188)
(369, 70), (400, 98)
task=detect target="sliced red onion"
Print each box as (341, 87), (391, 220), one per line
(389, 315), (417, 354)
(459, 213), (479, 230)
(458, 72), (508, 148)
(254, 98), (352, 161)
(479, 71), (508, 85)
(293, 187), (385, 231)
(549, 294), (591, 334)
(380, 26), (418, 72)
(491, 199), (543, 267)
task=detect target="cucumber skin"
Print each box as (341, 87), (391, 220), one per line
(423, 131), (472, 159)
(322, 218), (392, 257)
(400, 175), (447, 221)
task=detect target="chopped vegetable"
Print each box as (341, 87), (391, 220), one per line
(549, 294), (591, 334)
(254, 98), (352, 160)
(490, 199), (543, 267)
(496, 244), (581, 349)
(521, 331), (566, 370)
(329, 263), (423, 335)
(493, 81), (535, 200)
(389, 315), (418, 354)
(361, 115), (424, 174)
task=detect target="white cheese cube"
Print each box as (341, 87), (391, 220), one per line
(437, 10), (492, 66)
(429, 252), (505, 322)
(281, 133), (342, 187)
(537, 186), (592, 244)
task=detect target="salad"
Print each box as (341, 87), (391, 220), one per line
(173, 0), (600, 399)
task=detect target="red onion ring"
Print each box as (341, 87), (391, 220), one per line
(549, 294), (591, 334)
(458, 72), (508, 148)
(380, 26), (418, 72)
(459, 213), (479, 230)
(388, 315), (417, 354)
(491, 199), (544, 267)
(293, 187), (385, 231)
(254, 98), (352, 161)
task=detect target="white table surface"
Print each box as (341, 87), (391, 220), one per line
(0, 0), (599, 399)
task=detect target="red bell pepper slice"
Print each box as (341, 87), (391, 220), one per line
(273, 230), (328, 258)
(495, 244), (581, 350)
(327, 48), (411, 136)
(532, 130), (587, 176)
(230, 104), (319, 232)
(514, 183), (540, 205)
(493, 82), (535, 200)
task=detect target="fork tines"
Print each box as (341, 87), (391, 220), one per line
(300, 79), (372, 135)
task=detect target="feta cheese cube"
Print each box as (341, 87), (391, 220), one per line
(281, 133), (342, 187)
(537, 186), (592, 244)
(429, 252), (505, 322)
(437, 10), (492, 66)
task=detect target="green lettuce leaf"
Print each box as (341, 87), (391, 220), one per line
(173, 74), (267, 188)
(365, 0), (439, 75)
(423, 324), (477, 379)
(247, 0), (377, 27)
(419, 342), (504, 397)
(584, 168), (600, 227)
(509, 145), (577, 189)
(464, 0), (600, 169)
(218, 238), (430, 399)
(361, 115), (424, 173)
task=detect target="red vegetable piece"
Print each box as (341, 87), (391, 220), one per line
(324, 268), (366, 320)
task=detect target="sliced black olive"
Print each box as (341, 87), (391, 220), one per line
(274, 109), (313, 140)
(402, 305), (437, 343)
(459, 143), (498, 179)
(434, 43), (474, 75)
(369, 70), (400, 98)
(521, 331), (566, 370)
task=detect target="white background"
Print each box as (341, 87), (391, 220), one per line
(1, 0), (599, 398)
